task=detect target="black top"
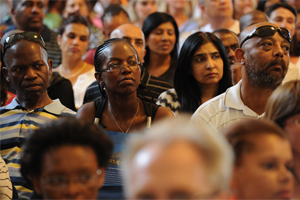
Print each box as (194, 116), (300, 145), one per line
(94, 97), (160, 129)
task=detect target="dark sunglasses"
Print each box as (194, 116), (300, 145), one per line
(3, 32), (46, 56)
(240, 25), (291, 48)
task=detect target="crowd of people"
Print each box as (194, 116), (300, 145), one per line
(0, 0), (300, 199)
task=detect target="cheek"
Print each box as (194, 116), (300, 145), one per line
(284, 125), (300, 152)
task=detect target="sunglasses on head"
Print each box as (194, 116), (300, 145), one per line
(240, 25), (291, 48)
(3, 32), (46, 56)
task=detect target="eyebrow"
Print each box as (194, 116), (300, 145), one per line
(194, 51), (220, 57)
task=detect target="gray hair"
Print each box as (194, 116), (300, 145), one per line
(122, 115), (234, 197)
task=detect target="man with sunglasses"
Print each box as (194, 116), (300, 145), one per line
(0, 30), (75, 200)
(192, 22), (290, 131)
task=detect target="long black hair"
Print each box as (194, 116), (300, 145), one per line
(174, 32), (232, 113)
(142, 12), (179, 67)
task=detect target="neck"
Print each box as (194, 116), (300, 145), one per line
(60, 56), (84, 74)
(147, 53), (171, 72)
(106, 92), (139, 120)
(208, 17), (234, 31)
(16, 92), (53, 111)
(199, 83), (219, 103)
(241, 78), (274, 115)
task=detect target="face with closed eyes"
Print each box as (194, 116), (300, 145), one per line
(57, 23), (90, 59)
(191, 42), (224, 87)
(233, 134), (294, 199)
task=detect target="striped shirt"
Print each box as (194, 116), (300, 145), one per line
(0, 156), (12, 200)
(191, 81), (265, 131)
(0, 98), (75, 200)
(156, 88), (181, 116)
(83, 68), (174, 104)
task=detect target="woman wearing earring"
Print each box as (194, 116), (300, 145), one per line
(77, 38), (174, 132)
(54, 15), (95, 110)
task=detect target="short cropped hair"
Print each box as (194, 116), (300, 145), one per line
(20, 117), (114, 186)
(59, 14), (90, 36)
(101, 4), (130, 23)
(223, 119), (286, 166)
(265, 80), (300, 127)
(122, 116), (234, 197)
(266, 2), (297, 18)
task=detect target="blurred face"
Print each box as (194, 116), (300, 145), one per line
(57, 23), (89, 59)
(12, 0), (44, 33)
(97, 42), (141, 95)
(146, 22), (176, 56)
(264, 0), (282, 12)
(3, 41), (52, 101)
(32, 145), (104, 199)
(134, 0), (157, 22)
(191, 42), (224, 87)
(203, 0), (233, 19)
(63, 0), (89, 18)
(269, 7), (296, 37)
(297, 13), (300, 42)
(127, 141), (219, 199)
(103, 12), (130, 40)
(233, 0), (253, 19)
(284, 113), (300, 154)
(233, 134), (294, 199)
(166, 0), (186, 10)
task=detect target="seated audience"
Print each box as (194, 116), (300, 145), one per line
(192, 22), (290, 131)
(43, 0), (65, 31)
(127, 0), (158, 29)
(213, 29), (241, 85)
(157, 32), (231, 115)
(83, 23), (173, 104)
(257, 0), (287, 12)
(77, 38), (174, 132)
(223, 119), (294, 199)
(0, 30), (75, 200)
(142, 12), (179, 84)
(265, 80), (300, 198)
(54, 15), (95, 110)
(122, 116), (234, 199)
(20, 117), (113, 200)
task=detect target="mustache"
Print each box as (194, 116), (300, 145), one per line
(266, 59), (287, 71)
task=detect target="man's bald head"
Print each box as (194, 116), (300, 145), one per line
(110, 24), (146, 63)
(240, 10), (269, 32)
(239, 22), (283, 47)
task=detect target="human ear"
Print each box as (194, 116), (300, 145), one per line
(95, 72), (104, 86)
(97, 167), (106, 188)
(47, 59), (53, 77)
(2, 66), (10, 82)
(57, 35), (62, 47)
(235, 48), (245, 65)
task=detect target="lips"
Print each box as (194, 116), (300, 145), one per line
(160, 44), (171, 50)
(24, 83), (42, 90)
(205, 73), (218, 78)
(70, 48), (80, 53)
(120, 77), (135, 84)
(276, 190), (292, 199)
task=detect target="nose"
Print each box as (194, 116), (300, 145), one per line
(228, 47), (235, 58)
(24, 67), (38, 80)
(273, 42), (284, 58)
(73, 37), (80, 45)
(278, 166), (294, 185)
(206, 57), (215, 70)
(31, 3), (41, 13)
(63, 181), (81, 199)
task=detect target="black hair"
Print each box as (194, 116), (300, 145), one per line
(266, 2), (299, 56)
(256, 0), (287, 12)
(142, 12), (179, 67)
(0, 43), (7, 106)
(94, 38), (139, 97)
(101, 4), (130, 23)
(20, 117), (114, 185)
(59, 14), (90, 36)
(174, 32), (232, 113)
(213, 29), (238, 36)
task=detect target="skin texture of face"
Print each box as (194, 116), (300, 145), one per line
(239, 10), (269, 32)
(146, 22), (176, 56)
(233, 0), (253, 20)
(127, 140), (218, 199)
(103, 12), (130, 40)
(284, 113), (300, 154)
(134, 0), (157, 23)
(110, 24), (146, 63)
(2, 40), (52, 102)
(237, 22), (290, 89)
(191, 42), (224, 87)
(57, 23), (90, 59)
(233, 134), (294, 199)
(203, 0), (233, 19)
(269, 7), (296, 37)
(297, 13), (300, 42)
(11, 0), (44, 33)
(215, 32), (241, 85)
(97, 41), (141, 95)
(166, 0), (186, 10)
(32, 145), (104, 199)
(63, 0), (89, 18)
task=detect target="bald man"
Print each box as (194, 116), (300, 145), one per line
(239, 10), (269, 31)
(83, 24), (173, 104)
(192, 22), (290, 131)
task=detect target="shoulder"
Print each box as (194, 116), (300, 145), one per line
(156, 89), (180, 112)
(154, 106), (175, 122)
(76, 101), (96, 123)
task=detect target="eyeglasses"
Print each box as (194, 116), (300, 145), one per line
(101, 60), (141, 72)
(240, 25), (291, 48)
(3, 32), (46, 56)
(40, 169), (101, 190)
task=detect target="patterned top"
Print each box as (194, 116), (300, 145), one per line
(0, 99), (75, 200)
(0, 156), (12, 200)
(156, 88), (180, 116)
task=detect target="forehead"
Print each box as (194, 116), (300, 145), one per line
(64, 23), (90, 35)
(120, 28), (144, 41)
(217, 33), (238, 44)
(194, 42), (218, 54)
(106, 42), (136, 58)
(154, 22), (174, 30)
(270, 7), (295, 17)
(16, 0), (43, 6)
(66, 0), (87, 5)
